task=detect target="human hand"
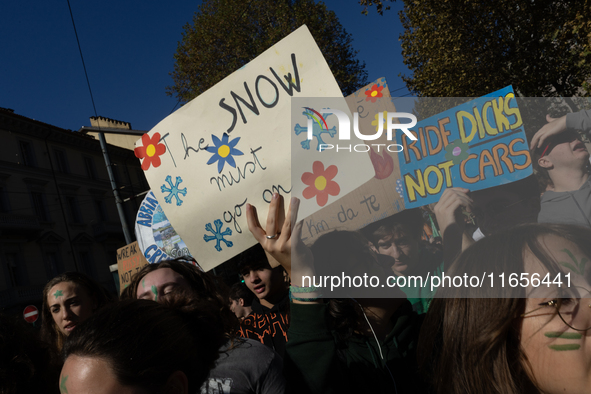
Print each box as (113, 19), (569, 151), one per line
(530, 114), (567, 150)
(433, 187), (473, 239)
(246, 195), (314, 283)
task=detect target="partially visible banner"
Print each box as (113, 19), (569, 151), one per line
(116, 241), (149, 294)
(135, 191), (193, 264)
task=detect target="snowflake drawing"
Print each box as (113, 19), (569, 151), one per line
(294, 108), (337, 151)
(161, 175), (187, 206)
(203, 219), (233, 252)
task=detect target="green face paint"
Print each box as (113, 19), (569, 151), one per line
(559, 248), (588, 276)
(60, 375), (68, 394)
(548, 344), (581, 351)
(53, 290), (64, 299)
(151, 285), (158, 301)
(142, 278), (145, 288)
(544, 331), (582, 339)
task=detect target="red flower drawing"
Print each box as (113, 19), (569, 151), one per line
(301, 161), (340, 207)
(134, 132), (166, 170)
(365, 84), (384, 103)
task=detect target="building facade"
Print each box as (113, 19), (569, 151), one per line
(0, 108), (148, 314)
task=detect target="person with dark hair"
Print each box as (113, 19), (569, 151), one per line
(247, 195), (428, 394)
(41, 272), (113, 355)
(235, 244), (290, 358)
(61, 297), (222, 394)
(121, 259), (238, 338)
(531, 110), (591, 227)
(229, 282), (254, 320)
(0, 313), (60, 394)
(122, 259), (286, 394)
(419, 223), (591, 394)
(361, 207), (446, 314)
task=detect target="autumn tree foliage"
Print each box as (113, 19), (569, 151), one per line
(167, 0), (368, 103)
(359, 0), (396, 15)
(399, 0), (591, 98)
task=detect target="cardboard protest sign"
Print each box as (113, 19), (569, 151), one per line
(136, 25), (345, 271)
(135, 191), (193, 263)
(290, 92), (379, 220)
(116, 241), (149, 294)
(395, 86), (532, 208)
(294, 78), (407, 244)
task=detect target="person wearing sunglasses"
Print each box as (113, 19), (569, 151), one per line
(418, 222), (591, 394)
(531, 110), (591, 227)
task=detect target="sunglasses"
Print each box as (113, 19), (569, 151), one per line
(537, 130), (581, 158)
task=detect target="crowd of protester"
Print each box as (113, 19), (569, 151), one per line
(1, 110), (590, 393)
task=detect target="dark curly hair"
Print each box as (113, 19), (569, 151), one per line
(361, 208), (424, 247)
(229, 282), (254, 307)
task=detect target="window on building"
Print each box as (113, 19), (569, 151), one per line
(19, 141), (37, 167)
(94, 199), (108, 221)
(106, 249), (117, 267)
(66, 196), (82, 223)
(78, 250), (95, 277)
(0, 186), (10, 213)
(136, 169), (149, 191)
(84, 157), (98, 180)
(54, 149), (70, 174)
(46, 252), (61, 279)
(5, 252), (26, 287)
(31, 192), (50, 222)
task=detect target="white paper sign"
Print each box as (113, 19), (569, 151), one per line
(136, 26), (351, 271)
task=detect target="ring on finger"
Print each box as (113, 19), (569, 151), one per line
(266, 232), (280, 240)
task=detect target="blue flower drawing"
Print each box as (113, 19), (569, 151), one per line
(206, 133), (244, 173)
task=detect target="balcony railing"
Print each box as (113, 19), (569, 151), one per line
(0, 285), (44, 309)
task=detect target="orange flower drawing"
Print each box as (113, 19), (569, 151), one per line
(365, 84), (384, 103)
(301, 161), (340, 207)
(134, 132), (166, 170)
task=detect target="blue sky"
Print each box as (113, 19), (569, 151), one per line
(1, 0), (411, 132)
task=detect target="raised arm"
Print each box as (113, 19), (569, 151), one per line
(530, 114), (567, 150)
(433, 187), (474, 266)
(246, 193), (293, 275)
(246, 195), (319, 303)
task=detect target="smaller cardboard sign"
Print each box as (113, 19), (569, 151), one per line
(116, 241), (149, 294)
(297, 78), (406, 244)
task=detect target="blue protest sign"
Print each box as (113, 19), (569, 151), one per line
(396, 86), (532, 208)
